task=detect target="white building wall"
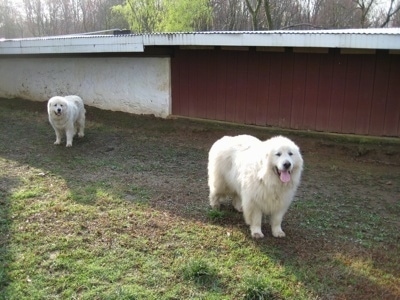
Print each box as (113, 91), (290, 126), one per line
(0, 57), (171, 117)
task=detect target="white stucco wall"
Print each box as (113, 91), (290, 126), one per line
(0, 57), (171, 117)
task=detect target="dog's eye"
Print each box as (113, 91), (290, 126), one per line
(276, 152), (281, 157)
(289, 152), (293, 156)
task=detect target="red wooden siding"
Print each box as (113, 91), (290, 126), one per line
(385, 55), (400, 136)
(171, 47), (400, 137)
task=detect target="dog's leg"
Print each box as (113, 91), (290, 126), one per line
(208, 178), (224, 209)
(54, 128), (62, 145)
(232, 194), (243, 212)
(209, 193), (221, 210)
(242, 201), (264, 238)
(77, 114), (85, 138)
(270, 211), (286, 238)
(65, 127), (75, 147)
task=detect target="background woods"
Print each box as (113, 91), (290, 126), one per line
(1, 0), (400, 38)
(0, 0), (128, 38)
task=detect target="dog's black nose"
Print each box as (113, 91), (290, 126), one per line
(283, 162), (291, 169)
(57, 108), (61, 112)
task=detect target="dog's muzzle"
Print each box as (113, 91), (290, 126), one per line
(276, 161), (292, 183)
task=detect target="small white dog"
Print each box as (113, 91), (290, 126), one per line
(47, 95), (86, 147)
(208, 135), (303, 239)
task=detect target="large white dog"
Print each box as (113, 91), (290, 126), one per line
(208, 135), (303, 239)
(47, 95), (86, 147)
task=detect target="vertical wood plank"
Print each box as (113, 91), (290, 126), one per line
(215, 49), (228, 121)
(255, 53), (271, 126)
(177, 49), (190, 117)
(224, 51), (238, 122)
(171, 47), (180, 115)
(234, 51), (248, 124)
(194, 50), (210, 119)
(315, 53), (334, 132)
(188, 50), (201, 118)
(355, 55), (375, 135)
(369, 51), (390, 136)
(303, 54), (320, 130)
(328, 51), (347, 133)
(206, 50), (218, 120)
(245, 50), (261, 125)
(279, 51), (294, 128)
(266, 52), (282, 126)
(291, 53), (308, 129)
(342, 55), (362, 134)
(383, 55), (400, 136)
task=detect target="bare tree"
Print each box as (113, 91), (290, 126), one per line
(77, 0), (127, 33)
(18, 0), (125, 37)
(353, 0), (375, 27)
(245, 0), (262, 30)
(3, 0), (400, 38)
(299, 0), (324, 25)
(263, 0), (274, 29)
(379, 0), (400, 27)
(212, 0), (251, 30)
(23, 0), (43, 36)
(80, 0), (97, 32)
(0, 0), (24, 38)
(264, 0), (305, 30)
(389, 0), (400, 26)
(311, 0), (358, 28)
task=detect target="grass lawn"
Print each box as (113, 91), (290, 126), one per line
(0, 98), (399, 299)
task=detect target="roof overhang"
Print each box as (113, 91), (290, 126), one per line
(142, 29), (400, 50)
(0, 35), (144, 54)
(1, 28), (399, 55)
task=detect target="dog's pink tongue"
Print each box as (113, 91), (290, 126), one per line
(280, 170), (291, 183)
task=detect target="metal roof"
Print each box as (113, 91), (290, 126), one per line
(1, 28), (399, 55)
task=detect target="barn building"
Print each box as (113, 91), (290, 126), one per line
(0, 28), (399, 137)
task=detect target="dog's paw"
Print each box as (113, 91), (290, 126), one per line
(272, 229), (286, 238)
(54, 141), (61, 145)
(78, 133), (84, 138)
(66, 143), (72, 147)
(209, 197), (221, 210)
(251, 231), (264, 239)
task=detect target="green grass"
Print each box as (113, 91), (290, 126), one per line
(207, 209), (226, 221)
(0, 160), (316, 300)
(181, 258), (220, 288)
(241, 275), (284, 300)
(0, 98), (399, 299)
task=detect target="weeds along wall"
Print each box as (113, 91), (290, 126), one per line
(0, 57), (171, 118)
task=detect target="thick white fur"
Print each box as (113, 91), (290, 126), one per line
(47, 95), (86, 147)
(208, 135), (303, 239)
